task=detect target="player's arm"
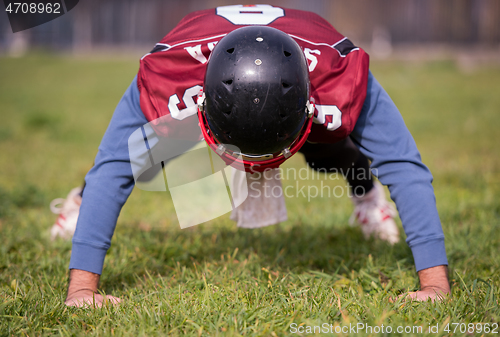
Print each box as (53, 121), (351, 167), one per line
(350, 71), (450, 300)
(66, 76), (148, 307)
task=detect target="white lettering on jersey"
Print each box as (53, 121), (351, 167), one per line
(184, 45), (208, 64)
(208, 41), (218, 51)
(169, 85), (203, 120)
(216, 5), (284, 25)
(313, 105), (342, 131)
(303, 48), (321, 72)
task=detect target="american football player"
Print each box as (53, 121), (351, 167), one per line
(56, 5), (449, 307)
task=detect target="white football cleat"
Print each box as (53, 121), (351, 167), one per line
(50, 187), (82, 240)
(349, 181), (400, 244)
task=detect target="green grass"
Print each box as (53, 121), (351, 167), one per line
(1, 54), (499, 336)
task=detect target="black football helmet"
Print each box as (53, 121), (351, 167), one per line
(198, 26), (314, 172)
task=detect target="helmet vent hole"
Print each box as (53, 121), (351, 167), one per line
(282, 82), (291, 89)
(223, 79), (233, 85)
(223, 110), (231, 116)
(226, 48), (235, 54)
(283, 50), (292, 57)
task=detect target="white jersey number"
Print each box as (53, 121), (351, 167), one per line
(314, 105), (342, 131)
(216, 5), (284, 25)
(169, 85), (203, 120)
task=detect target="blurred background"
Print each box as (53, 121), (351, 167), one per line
(1, 0), (499, 62)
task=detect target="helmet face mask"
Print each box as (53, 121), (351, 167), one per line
(199, 26), (314, 172)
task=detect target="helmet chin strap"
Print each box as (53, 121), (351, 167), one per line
(197, 91), (315, 173)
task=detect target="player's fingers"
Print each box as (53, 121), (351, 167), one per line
(103, 295), (122, 305)
(389, 291), (417, 304)
(65, 296), (100, 307)
(65, 294), (120, 308)
(397, 290), (447, 303)
(91, 295), (122, 307)
(403, 291), (419, 300)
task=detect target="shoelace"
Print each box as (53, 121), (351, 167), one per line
(50, 198), (66, 214)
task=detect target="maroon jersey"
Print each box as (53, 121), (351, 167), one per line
(138, 4), (369, 144)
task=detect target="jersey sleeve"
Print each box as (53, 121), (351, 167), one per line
(269, 8), (371, 144)
(136, 8), (231, 139)
(300, 37), (370, 144)
(137, 46), (208, 140)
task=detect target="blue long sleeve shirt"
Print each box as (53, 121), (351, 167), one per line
(69, 72), (448, 274)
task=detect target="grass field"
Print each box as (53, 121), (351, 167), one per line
(0, 53), (499, 336)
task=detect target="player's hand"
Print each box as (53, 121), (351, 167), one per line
(394, 265), (450, 302)
(65, 268), (121, 308)
(65, 289), (122, 307)
(397, 286), (449, 302)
